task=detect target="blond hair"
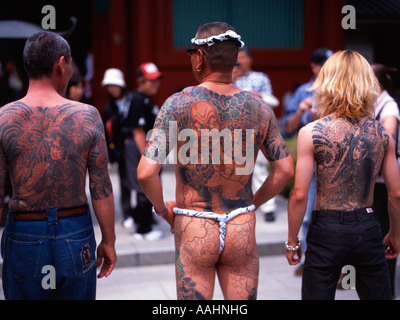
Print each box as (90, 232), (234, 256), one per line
(310, 50), (380, 120)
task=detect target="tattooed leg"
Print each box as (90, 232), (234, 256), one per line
(174, 214), (220, 300)
(217, 213), (259, 300)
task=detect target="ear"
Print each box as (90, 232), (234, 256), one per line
(55, 56), (68, 75)
(197, 50), (207, 71)
(54, 56), (72, 95)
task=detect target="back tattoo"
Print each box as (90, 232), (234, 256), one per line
(312, 115), (389, 209)
(0, 101), (112, 210)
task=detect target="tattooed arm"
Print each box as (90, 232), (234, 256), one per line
(86, 106), (116, 278)
(286, 124), (314, 265)
(381, 134), (400, 258)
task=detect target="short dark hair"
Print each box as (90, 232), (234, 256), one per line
(23, 31), (71, 79)
(195, 22), (239, 72)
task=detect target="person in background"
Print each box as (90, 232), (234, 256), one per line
(66, 73), (85, 102)
(123, 62), (164, 241)
(371, 63), (400, 298)
(233, 47), (280, 222)
(101, 68), (133, 229)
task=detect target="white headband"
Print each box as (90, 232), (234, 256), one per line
(191, 30), (245, 48)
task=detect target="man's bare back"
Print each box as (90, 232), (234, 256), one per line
(310, 115), (389, 210)
(0, 100), (112, 210)
(145, 85), (289, 213)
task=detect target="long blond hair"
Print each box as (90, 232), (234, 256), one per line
(310, 50), (380, 120)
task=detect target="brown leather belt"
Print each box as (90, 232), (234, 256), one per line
(12, 205), (88, 221)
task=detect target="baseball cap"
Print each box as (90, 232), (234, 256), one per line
(311, 48), (333, 66)
(137, 62), (163, 80)
(101, 68), (126, 87)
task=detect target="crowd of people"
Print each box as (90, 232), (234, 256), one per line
(0, 20), (400, 300)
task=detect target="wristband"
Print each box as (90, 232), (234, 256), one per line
(152, 203), (168, 216)
(285, 238), (301, 251)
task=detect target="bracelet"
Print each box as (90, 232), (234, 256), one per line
(152, 203), (168, 216)
(285, 238), (301, 251)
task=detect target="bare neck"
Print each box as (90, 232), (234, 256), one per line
(20, 78), (68, 107)
(198, 71), (242, 95)
(199, 72), (233, 85)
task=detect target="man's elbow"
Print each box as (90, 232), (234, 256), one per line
(136, 159), (150, 184)
(290, 188), (308, 204)
(137, 165), (150, 186)
(137, 157), (158, 187)
(388, 189), (400, 203)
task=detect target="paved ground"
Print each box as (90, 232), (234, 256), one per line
(1, 164), (399, 300)
(95, 255), (366, 300)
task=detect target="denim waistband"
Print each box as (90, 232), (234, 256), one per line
(9, 204), (89, 214)
(312, 207), (374, 223)
(7, 204), (90, 224)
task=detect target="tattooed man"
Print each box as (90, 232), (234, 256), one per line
(0, 32), (116, 300)
(138, 22), (293, 300)
(286, 50), (400, 300)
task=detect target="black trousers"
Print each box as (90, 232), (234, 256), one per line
(302, 208), (391, 300)
(121, 138), (155, 234)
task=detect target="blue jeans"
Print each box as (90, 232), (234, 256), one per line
(1, 205), (97, 300)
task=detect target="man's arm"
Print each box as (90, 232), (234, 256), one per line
(286, 125), (315, 265)
(133, 127), (147, 155)
(254, 106), (294, 208)
(286, 97), (313, 134)
(87, 107), (116, 278)
(137, 156), (175, 226)
(253, 156), (294, 209)
(92, 196), (116, 278)
(382, 116), (399, 139)
(381, 134), (400, 259)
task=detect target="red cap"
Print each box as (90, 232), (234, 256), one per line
(138, 62), (163, 80)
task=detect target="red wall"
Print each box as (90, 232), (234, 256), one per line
(91, 0), (344, 117)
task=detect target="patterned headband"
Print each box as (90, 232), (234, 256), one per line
(191, 30), (245, 48)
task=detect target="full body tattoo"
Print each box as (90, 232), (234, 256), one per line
(0, 102), (112, 210)
(145, 86), (289, 299)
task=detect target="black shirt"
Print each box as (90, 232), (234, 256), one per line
(122, 90), (158, 138)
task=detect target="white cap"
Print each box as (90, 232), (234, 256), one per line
(101, 68), (126, 88)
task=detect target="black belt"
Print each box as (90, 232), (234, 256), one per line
(12, 205), (88, 221)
